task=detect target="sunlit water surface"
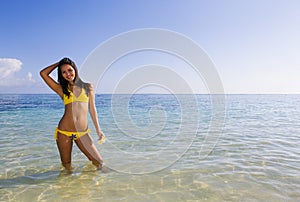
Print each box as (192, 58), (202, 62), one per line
(0, 94), (299, 201)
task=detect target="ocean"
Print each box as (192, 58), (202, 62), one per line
(0, 94), (299, 201)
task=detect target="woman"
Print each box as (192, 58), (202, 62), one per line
(40, 57), (104, 171)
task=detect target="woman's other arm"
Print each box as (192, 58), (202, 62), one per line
(88, 84), (104, 140)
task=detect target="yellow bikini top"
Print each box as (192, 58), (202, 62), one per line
(63, 87), (89, 105)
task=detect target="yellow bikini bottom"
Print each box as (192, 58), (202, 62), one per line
(54, 127), (91, 140)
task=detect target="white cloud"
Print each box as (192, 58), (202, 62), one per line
(0, 58), (22, 80)
(26, 72), (35, 82)
(0, 58), (35, 87)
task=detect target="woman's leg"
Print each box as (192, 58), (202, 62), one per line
(75, 134), (103, 169)
(56, 132), (73, 171)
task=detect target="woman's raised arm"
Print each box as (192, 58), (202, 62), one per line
(40, 62), (63, 97)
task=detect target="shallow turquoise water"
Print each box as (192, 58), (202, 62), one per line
(0, 94), (299, 201)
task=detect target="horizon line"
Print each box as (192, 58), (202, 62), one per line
(1, 92), (300, 95)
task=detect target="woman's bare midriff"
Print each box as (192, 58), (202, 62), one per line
(58, 102), (89, 131)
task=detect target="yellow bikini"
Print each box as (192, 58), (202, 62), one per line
(54, 128), (91, 140)
(55, 87), (90, 140)
(63, 87), (89, 105)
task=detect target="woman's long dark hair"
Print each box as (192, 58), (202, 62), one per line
(57, 57), (90, 98)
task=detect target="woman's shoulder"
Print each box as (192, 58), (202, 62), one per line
(85, 83), (93, 90)
(82, 82), (94, 95)
(88, 84), (95, 94)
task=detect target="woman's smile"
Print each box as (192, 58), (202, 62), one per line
(61, 64), (75, 82)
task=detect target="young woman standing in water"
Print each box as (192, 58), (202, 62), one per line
(40, 57), (104, 171)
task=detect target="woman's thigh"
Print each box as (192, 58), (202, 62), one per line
(75, 134), (102, 163)
(56, 132), (73, 163)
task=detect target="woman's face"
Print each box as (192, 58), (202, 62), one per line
(61, 64), (76, 83)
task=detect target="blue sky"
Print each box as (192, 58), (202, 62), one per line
(1, 0), (299, 94)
